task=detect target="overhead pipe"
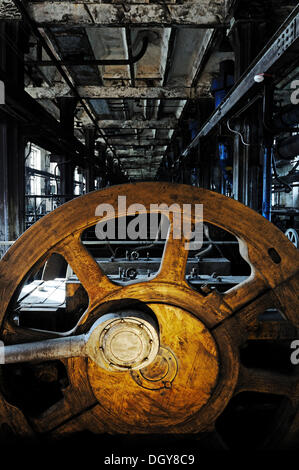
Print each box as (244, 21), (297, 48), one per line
(28, 38), (149, 67)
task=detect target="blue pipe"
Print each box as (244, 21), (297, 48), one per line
(218, 142), (232, 184)
(262, 146), (272, 220)
(188, 119), (199, 140)
(214, 89), (227, 108)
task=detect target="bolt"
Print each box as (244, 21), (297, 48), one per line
(135, 375), (142, 385)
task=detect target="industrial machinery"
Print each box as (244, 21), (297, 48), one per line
(0, 183), (298, 450)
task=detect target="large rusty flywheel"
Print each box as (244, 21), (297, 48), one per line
(0, 183), (298, 449)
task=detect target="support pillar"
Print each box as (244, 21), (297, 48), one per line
(230, 19), (266, 208)
(57, 97), (78, 200)
(84, 127), (96, 193)
(0, 121), (25, 256)
(0, 21), (26, 255)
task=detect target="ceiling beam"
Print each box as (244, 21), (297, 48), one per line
(122, 157), (161, 161)
(104, 139), (171, 145)
(13, 2), (228, 28)
(115, 148), (166, 156)
(120, 156), (162, 161)
(161, 27), (217, 160)
(95, 119), (178, 130)
(162, 27), (177, 87)
(105, 140), (168, 145)
(26, 85), (206, 100)
(121, 159), (161, 165)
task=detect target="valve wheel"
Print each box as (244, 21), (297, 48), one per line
(0, 182), (298, 449)
(285, 228), (299, 249)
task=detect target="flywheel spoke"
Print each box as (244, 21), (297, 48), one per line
(213, 271), (299, 337)
(31, 358), (97, 434)
(227, 287), (277, 327)
(199, 428), (228, 450)
(56, 234), (116, 308)
(235, 365), (297, 400)
(278, 407), (299, 449)
(154, 220), (189, 284)
(0, 396), (34, 438)
(222, 275), (270, 317)
(207, 281), (275, 338)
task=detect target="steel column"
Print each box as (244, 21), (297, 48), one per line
(262, 146), (272, 221)
(84, 127), (96, 192)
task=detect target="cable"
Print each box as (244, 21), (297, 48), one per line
(227, 119), (251, 146)
(194, 243), (213, 259)
(106, 241), (116, 258)
(203, 224), (226, 259)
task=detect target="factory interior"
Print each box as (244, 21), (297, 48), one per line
(0, 0), (299, 453)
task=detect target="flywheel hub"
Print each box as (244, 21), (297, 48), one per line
(93, 310), (160, 371)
